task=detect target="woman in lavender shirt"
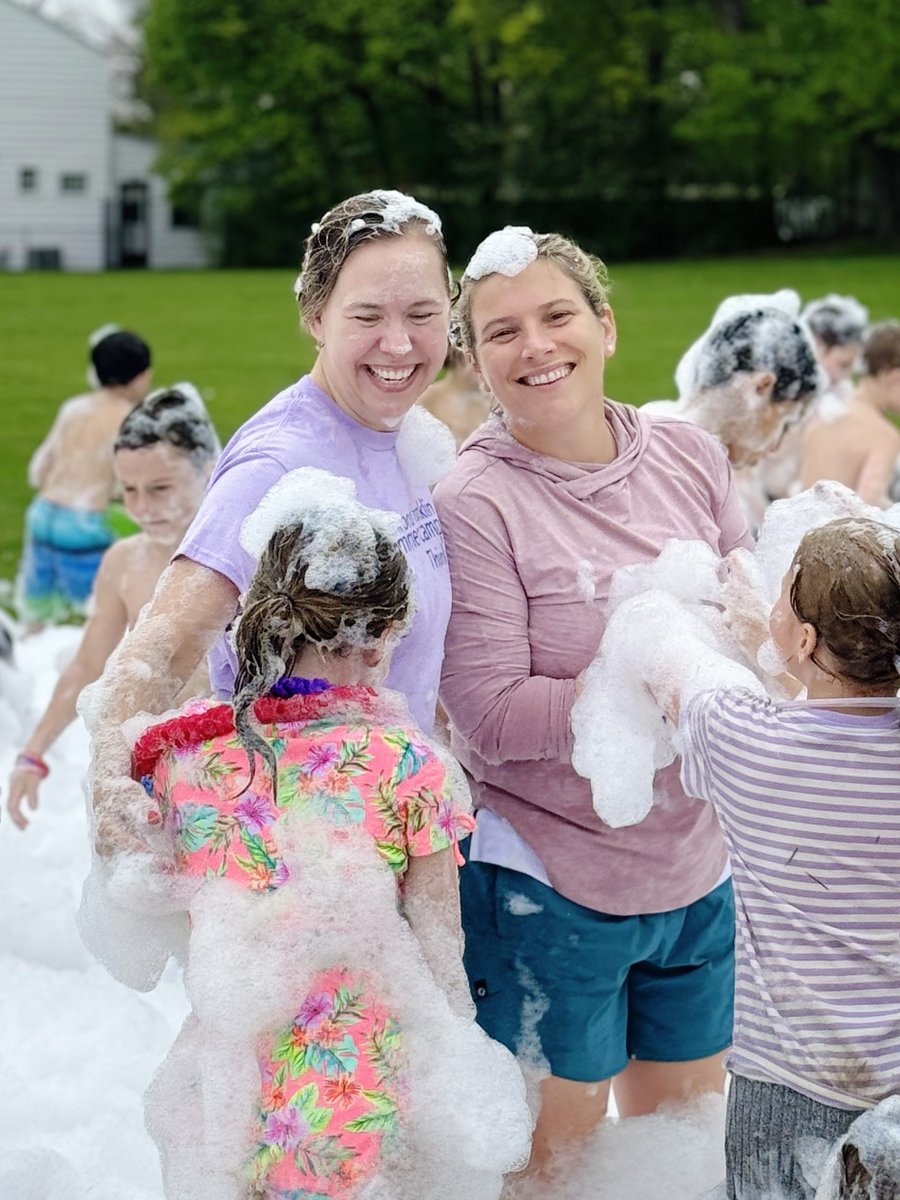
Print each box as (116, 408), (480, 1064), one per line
(434, 227), (752, 1178)
(89, 190), (454, 855)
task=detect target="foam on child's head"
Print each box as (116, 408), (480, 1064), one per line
(801, 293), (869, 348)
(114, 383), (220, 469)
(233, 469), (412, 789)
(792, 516), (900, 688)
(240, 467), (402, 594)
(676, 289), (822, 403)
(89, 328), (151, 388)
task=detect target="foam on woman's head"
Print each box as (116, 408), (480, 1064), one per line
(294, 189), (449, 322)
(454, 228), (610, 357)
(462, 226), (538, 282)
(114, 383), (220, 470)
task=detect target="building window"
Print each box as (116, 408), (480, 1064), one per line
(60, 173), (88, 194)
(19, 167), (38, 192)
(27, 247), (63, 270)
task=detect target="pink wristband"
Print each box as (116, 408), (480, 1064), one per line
(16, 752), (49, 779)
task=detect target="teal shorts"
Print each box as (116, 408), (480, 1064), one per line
(18, 497), (112, 622)
(460, 857), (735, 1083)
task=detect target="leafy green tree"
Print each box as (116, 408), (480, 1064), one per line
(140, 0), (899, 263)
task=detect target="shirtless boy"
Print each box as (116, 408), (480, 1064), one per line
(7, 385), (219, 829)
(17, 327), (153, 628)
(801, 321), (900, 507)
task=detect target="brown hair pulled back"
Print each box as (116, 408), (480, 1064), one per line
(232, 521), (410, 794)
(296, 191), (452, 329)
(790, 517), (900, 689)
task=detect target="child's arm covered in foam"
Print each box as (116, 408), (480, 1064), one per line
(8, 545), (130, 829)
(403, 848), (475, 1019)
(87, 556), (238, 857)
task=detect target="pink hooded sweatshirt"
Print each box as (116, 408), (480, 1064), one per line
(434, 400), (751, 915)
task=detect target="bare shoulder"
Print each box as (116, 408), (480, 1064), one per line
(53, 392), (94, 423)
(101, 534), (142, 569)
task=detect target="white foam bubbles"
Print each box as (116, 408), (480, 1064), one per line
(572, 586), (764, 828)
(370, 189), (443, 236)
(813, 1095), (900, 1199)
(396, 402), (457, 487)
(0, 627), (188, 1199)
(463, 227), (538, 281)
(238, 466), (401, 591)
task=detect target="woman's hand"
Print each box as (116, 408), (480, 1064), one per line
(7, 765), (43, 830)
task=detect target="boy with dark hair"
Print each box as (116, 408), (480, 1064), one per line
(16, 326), (152, 629)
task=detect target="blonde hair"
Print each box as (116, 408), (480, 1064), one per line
(453, 231), (610, 357)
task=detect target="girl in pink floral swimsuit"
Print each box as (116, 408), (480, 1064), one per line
(130, 481), (529, 1200)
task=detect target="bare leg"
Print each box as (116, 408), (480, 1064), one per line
(613, 1051), (727, 1118)
(527, 1074), (612, 1176)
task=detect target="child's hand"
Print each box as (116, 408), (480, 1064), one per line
(91, 774), (162, 859)
(7, 765), (43, 830)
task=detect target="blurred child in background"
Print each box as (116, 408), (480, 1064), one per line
(7, 385), (218, 829)
(16, 326), (152, 630)
(760, 293), (869, 504)
(801, 320), (900, 506)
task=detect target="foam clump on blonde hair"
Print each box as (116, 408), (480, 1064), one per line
(454, 229), (609, 358)
(239, 467), (400, 591)
(463, 226), (538, 282)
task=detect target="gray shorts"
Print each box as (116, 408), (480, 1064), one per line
(726, 1075), (863, 1199)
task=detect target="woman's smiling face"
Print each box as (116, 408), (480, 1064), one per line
(469, 259), (616, 441)
(309, 230), (451, 432)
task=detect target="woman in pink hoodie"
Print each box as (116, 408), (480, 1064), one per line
(434, 227), (752, 1177)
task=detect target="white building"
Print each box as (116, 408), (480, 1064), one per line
(0, 0), (212, 270)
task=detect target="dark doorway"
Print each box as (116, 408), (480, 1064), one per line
(119, 180), (149, 267)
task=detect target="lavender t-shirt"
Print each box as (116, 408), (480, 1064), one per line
(178, 375), (451, 731)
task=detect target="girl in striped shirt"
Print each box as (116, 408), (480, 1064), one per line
(675, 516), (900, 1199)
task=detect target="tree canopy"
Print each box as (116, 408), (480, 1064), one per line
(139, 0), (900, 264)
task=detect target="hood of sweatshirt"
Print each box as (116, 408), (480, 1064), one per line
(458, 400), (652, 502)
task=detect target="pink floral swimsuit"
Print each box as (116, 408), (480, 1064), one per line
(133, 685), (473, 1200)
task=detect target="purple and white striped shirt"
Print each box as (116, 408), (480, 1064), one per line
(681, 688), (900, 1110)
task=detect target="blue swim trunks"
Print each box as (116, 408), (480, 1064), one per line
(460, 856), (735, 1082)
(17, 497), (113, 623)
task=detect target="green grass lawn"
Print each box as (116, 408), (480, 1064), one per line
(1, 254), (898, 582)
